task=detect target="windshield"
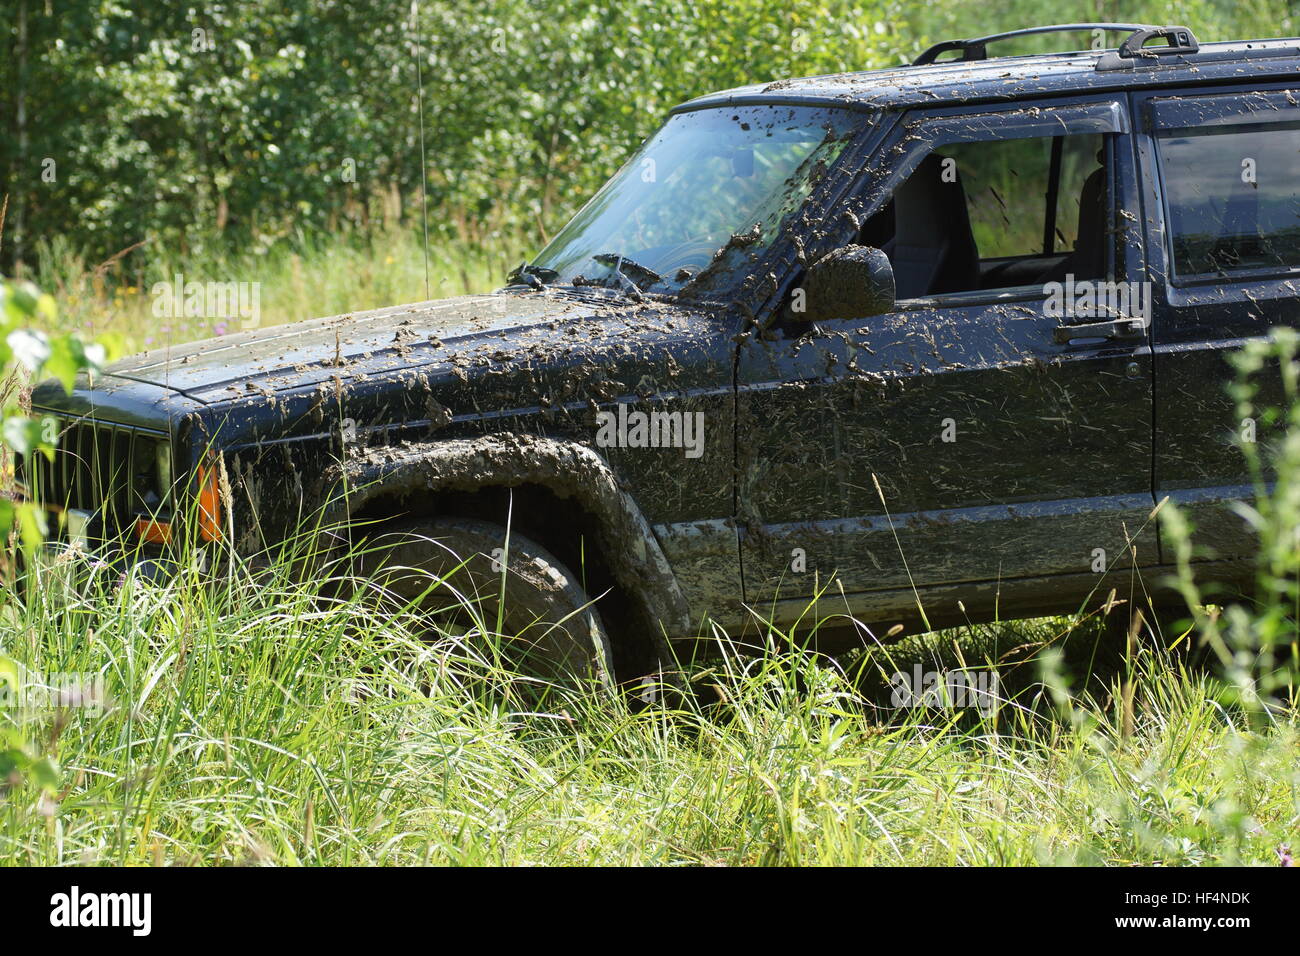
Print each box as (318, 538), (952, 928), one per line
(526, 105), (862, 296)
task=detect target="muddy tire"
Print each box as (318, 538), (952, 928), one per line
(355, 517), (613, 694)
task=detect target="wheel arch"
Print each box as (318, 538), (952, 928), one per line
(321, 434), (690, 668)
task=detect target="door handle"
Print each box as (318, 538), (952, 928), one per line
(1053, 317), (1146, 344)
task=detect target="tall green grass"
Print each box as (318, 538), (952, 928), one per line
(0, 517), (1295, 866)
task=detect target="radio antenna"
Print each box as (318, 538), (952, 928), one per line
(411, 1), (431, 300)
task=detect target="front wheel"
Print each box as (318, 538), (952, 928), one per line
(355, 517), (613, 695)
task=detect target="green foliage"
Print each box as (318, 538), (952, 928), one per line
(0, 651), (63, 801)
(2, 0), (909, 274)
(0, 280), (108, 804)
(0, 727), (62, 795)
(0, 277), (112, 553)
(5, 0), (1295, 283)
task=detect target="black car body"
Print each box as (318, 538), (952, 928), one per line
(26, 25), (1300, 675)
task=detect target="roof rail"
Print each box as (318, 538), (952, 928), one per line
(912, 22), (1176, 66)
(1114, 25), (1200, 58)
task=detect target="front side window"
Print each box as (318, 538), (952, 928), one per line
(951, 134), (1102, 261)
(856, 131), (1107, 300)
(1158, 123), (1300, 280)
(527, 105), (862, 296)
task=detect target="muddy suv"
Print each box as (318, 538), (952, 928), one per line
(23, 24), (1300, 686)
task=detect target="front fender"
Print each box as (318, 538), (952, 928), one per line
(322, 434), (692, 639)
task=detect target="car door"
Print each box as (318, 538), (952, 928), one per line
(1136, 86), (1300, 569)
(737, 98), (1158, 619)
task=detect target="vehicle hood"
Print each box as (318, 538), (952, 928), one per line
(97, 291), (627, 404)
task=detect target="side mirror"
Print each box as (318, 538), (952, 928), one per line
(799, 245), (895, 322)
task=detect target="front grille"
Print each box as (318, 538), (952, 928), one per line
(18, 415), (171, 527)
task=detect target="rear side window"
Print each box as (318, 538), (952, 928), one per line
(1158, 123), (1300, 280)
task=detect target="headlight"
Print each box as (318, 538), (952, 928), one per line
(129, 437), (171, 514)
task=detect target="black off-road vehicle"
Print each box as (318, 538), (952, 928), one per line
(23, 24), (1300, 686)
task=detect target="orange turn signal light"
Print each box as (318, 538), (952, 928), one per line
(135, 517), (173, 545)
(197, 462), (223, 541)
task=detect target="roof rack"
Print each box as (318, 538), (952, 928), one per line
(912, 22), (1199, 66)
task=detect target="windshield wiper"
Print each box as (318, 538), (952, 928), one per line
(592, 253), (660, 298)
(507, 261), (559, 290)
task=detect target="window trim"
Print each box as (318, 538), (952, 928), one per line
(875, 101), (1127, 211)
(893, 282), (1051, 313)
